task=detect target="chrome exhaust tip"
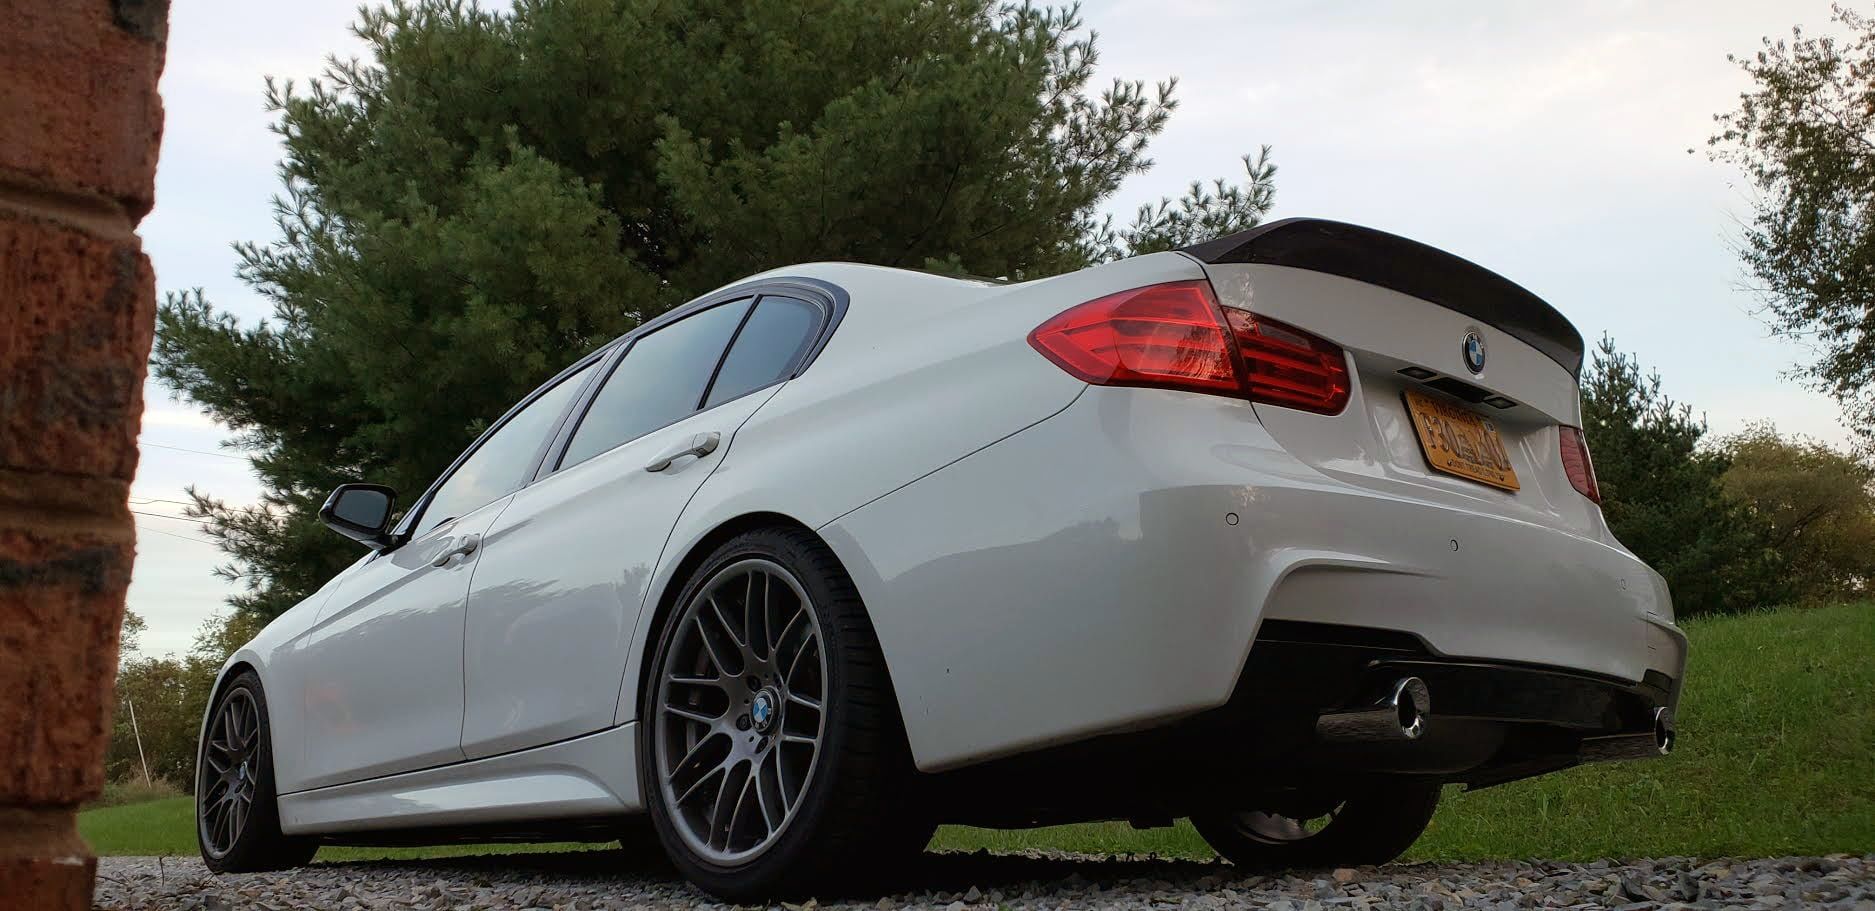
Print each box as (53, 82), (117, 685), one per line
(1390, 676), (1430, 740)
(1652, 707), (1676, 756)
(1316, 676), (1431, 743)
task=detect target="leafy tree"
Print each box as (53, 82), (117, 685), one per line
(118, 610), (146, 661)
(154, 0), (1277, 622)
(106, 651), (212, 786)
(1580, 337), (1787, 616)
(1711, 4), (1875, 450)
(1718, 423), (1875, 603)
(104, 611), (269, 786)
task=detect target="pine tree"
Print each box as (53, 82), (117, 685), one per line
(154, 0), (1278, 620)
(1580, 336), (1787, 615)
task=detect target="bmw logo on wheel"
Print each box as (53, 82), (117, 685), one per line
(1462, 329), (1487, 375)
(750, 688), (777, 733)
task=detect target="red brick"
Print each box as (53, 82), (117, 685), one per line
(0, 3), (168, 909)
(0, 211), (154, 482)
(0, 511), (134, 807)
(0, 0), (168, 218)
(0, 808), (96, 911)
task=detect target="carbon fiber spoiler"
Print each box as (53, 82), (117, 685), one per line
(1180, 218), (1585, 377)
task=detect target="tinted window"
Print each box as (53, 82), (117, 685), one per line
(415, 361), (595, 537)
(560, 300), (751, 469)
(704, 296), (821, 408)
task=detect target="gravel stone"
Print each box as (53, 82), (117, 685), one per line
(92, 852), (1874, 910)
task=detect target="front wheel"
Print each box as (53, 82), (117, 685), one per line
(197, 671), (317, 872)
(1192, 781), (1441, 870)
(639, 527), (926, 900)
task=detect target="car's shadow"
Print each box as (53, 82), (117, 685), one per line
(315, 847), (1244, 901)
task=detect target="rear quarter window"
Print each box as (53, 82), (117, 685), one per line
(704, 295), (822, 408)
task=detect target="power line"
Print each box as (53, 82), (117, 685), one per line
(134, 523), (217, 546)
(140, 441), (249, 461)
(130, 509), (205, 524)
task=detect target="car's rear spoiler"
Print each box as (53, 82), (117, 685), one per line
(1180, 218), (1585, 377)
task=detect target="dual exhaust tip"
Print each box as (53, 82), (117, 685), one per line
(1315, 675), (1678, 758)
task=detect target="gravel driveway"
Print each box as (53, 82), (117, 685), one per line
(94, 851), (1874, 910)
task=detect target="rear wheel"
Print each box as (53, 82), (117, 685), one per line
(197, 671), (316, 872)
(640, 527), (925, 900)
(1192, 781), (1440, 870)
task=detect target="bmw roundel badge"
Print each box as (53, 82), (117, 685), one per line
(750, 688), (776, 733)
(1462, 329), (1487, 375)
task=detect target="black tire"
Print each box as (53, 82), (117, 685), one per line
(197, 671), (317, 873)
(1192, 781), (1441, 870)
(638, 527), (924, 900)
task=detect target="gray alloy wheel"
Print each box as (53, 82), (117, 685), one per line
(199, 687), (262, 858)
(652, 557), (829, 865)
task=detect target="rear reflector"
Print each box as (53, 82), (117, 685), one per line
(1028, 280), (1351, 414)
(1558, 425), (1601, 503)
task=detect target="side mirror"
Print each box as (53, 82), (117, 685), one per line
(319, 484), (397, 550)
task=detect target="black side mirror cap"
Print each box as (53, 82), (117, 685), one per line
(319, 483), (398, 550)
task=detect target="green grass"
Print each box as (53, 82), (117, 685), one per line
(83, 603), (1875, 861)
(87, 776), (184, 810)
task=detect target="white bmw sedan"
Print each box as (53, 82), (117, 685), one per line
(195, 218), (1687, 899)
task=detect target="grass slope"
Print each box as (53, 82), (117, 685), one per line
(83, 604), (1874, 861)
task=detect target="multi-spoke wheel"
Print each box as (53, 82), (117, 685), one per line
(641, 527), (927, 901)
(654, 557), (828, 862)
(1192, 782), (1441, 870)
(200, 688), (260, 856)
(196, 671), (315, 873)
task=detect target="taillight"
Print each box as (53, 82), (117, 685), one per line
(1558, 425), (1601, 503)
(1028, 280), (1351, 414)
(1026, 282), (1239, 394)
(1221, 309), (1351, 415)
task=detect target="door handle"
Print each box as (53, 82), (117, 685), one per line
(432, 533), (481, 567)
(645, 431), (721, 472)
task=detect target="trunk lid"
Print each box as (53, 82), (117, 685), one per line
(1183, 220), (1606, 539)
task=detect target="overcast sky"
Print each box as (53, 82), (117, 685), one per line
(127, 0), (1850, 655)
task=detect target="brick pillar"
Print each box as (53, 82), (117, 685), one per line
(0, 0), (169, 908)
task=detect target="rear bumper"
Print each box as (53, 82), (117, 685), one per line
(925, 621), (1676, 827)
(824, 385), (1686, 772)
(1235, 620), (1675, 785)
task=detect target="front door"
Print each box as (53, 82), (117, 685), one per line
(290, 356), (602, 789)
(292, 503), (506, 790)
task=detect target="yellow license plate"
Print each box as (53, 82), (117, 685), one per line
(1403, 389), (1520, 491)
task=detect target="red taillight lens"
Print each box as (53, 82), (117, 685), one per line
(1558, 425), (1601, 503)
(1221, 309), (1351, 415)
(1026, 281), (1239, 393)
(1028, 280), (1352, 414)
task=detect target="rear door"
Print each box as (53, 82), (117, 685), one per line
(460, 294), (830, 757)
